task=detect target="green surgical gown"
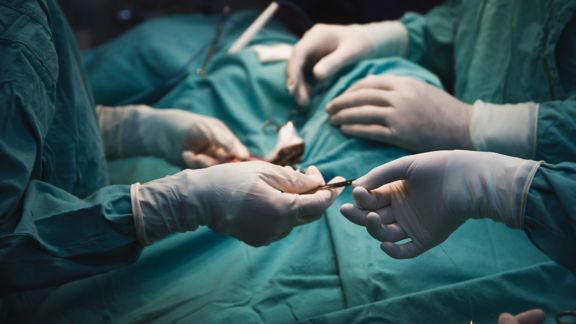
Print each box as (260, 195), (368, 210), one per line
(400, 0), (576, 272)
(0, 0), (140, 294)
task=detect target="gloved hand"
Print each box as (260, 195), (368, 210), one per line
(286, 21), (408, 106)
(498, 309), (545, 324)
(97, 105), (249, 168)
(340, 150), (541, 258)
(131, 161), (344, 246)
(327, 74), (474, 152)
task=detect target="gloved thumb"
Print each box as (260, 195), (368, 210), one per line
(313, 48), (356, 80)
(354, 156), (413, 190)
(182, 151), (219, 169)
(215, 134), (250, 160)
(498, 309), (545, 324)
(304, 165), (325, 183)
(498, 313), (518, 324)
(296, 175), (345, 224)
(351, 186), (390, 210)
(264, 165), (324, 194)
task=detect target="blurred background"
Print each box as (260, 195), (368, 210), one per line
(59, 0), (443, 49)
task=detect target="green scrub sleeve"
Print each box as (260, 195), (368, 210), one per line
(399, 1), (459, 89)
(534, 97), (576, 163)
(524, 162), (576, 273)
(0, 82), (141, 293)
(0, 183), (141, 293)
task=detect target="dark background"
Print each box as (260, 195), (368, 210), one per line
(58, 0), (443, 49)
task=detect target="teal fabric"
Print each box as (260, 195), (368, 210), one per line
(525, 164), (576, 273)
(2, 11), (576, 323)
(0, 0), (140, 293)
(84, 12), (296, 108)
(400, 0), (576, 279)
(556, 13), (576, 95)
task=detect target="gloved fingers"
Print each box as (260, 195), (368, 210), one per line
(331, 106), (389, 126)
(340, 124), (394, 143)
(207, 146), (231, 160)
(498, 309), (545, 324)
(285, 46), (305, 95)
(498, 313), (519, 324)
(353, 156), (414, 190)
(380, 241), (422, 259)
(183, 123), (247, 161)
(295, 176), (345, 225)
(340, 203), (368, 226)
(209, 124), (250, 160)
(305, 165), (325, 183)
(351, 184), (392, 210)
(295, 81), (312, 107)
(373, 206), (396, 224)
(313, 47), (356, 80)
(182, 151), (220, 169)
(286, 31), (320, 88)
(346, 74), (404, 93)
(326, 88), (393, 115)
(286, 34), (324, 107)
(340, 204), (395, 225)
(263, 164), (325, 193)
(227, 140), (250, 160)
(366, 212), (407, 243)
(184, 143), (231, 164)
(514, 309), (545, 324)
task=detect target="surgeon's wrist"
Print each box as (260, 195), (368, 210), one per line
(98, 104), (162, 159)
(130, 170), (209, 245)
(139, 108), (191, 165)
(451, 102), (474, 150)
(492, 158), (542, 229)
(107, 105), (183, 162)
(470, 101), (539, 159)
(127, 106), (175, 158)
(360, 20), (409, 58)
(460, 152), (542, 229)
(97, 105), (135, 159)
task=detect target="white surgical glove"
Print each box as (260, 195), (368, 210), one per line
(340, 150), (541, 259)
(97, 105), (249, 168)
(471, 101), (539, 159)
(498, 309), (545, 324)
(131, 161), (344, 246)
(286, 21), (408, 106)
(327, 74), (473, 152)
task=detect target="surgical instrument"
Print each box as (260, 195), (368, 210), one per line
(197, 5), (231, 77)
(228, 2), (279, 54)
(303, 178), (356, 194)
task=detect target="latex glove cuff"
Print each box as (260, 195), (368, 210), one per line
(97, 105), (160, 160)
(470, 101), (539, 159)
(450, 151), (542, 228)
(361, 21), (409, 58)
(130, 171), (207, 245)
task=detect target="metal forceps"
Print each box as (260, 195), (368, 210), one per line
(197, 5), (231, 77)
(303, 178), (356, 194)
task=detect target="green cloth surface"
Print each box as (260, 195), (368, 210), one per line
(2, 11), (575, 323)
